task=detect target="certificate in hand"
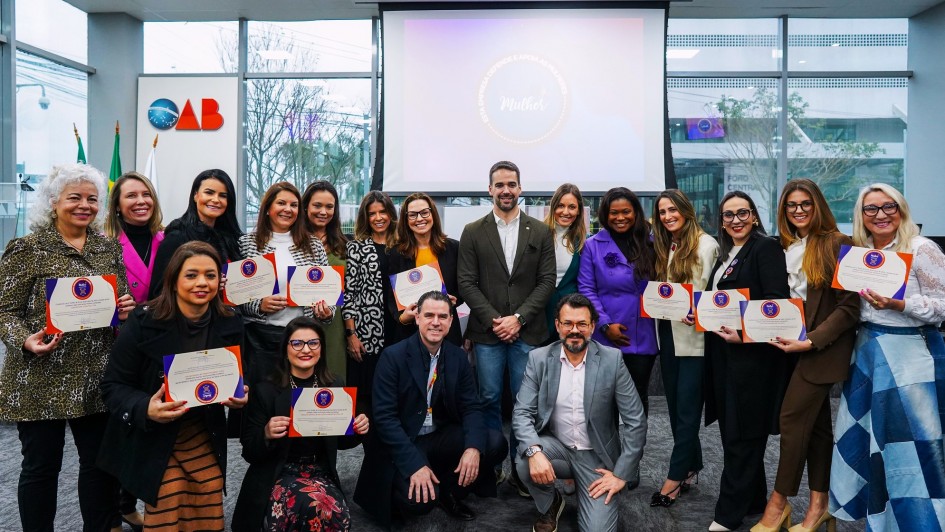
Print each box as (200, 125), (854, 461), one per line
(389, 262), (447, 310)
(45, 275), (119, 333)
(831, 245), (913, 300)
(163, 346), (245, 406)
(640, 282), (693, 321)
(221, 253), (279, 306)
(286, 265), (344, 307)
(289, 387), (357, 437)
(739, 299), (807, 343)
(693, 289), (750, 332)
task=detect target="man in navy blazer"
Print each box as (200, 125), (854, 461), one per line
(354, 291), (507, 525)
(513, 293), (647, 532)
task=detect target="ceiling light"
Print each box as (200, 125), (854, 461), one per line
(666, 49), (700, 59)
(798, 60), (807, 64)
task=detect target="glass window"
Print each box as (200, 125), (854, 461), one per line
(248, 21), (373, 73)
(15, 0), (87, 63)
(15, 50), (88, 236)
(788, 19), (907, 72)
(144, 22), (239, 73)
(244, 78), (372, 230)
(668, 19), (780, 72)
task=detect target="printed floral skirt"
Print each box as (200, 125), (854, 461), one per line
(264, 461), (351, 532)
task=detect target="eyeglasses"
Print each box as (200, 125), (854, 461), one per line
(862, 202), (899, 217)
(406, 208), (433, 221)
(558, 321), (591, 332)
(721, 209), (753, 223)
(785, 200), (814, 213)
(289, 339), (321, 351)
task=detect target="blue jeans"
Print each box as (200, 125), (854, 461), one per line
(475, 339), (533, 460)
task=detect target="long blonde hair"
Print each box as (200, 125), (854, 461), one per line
(653, 189), (705, 283)
(776, 179), (842, 288)
(543, 183), (586, 254)
(852, 183), (919, 253)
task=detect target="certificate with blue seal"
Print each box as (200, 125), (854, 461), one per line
(739, 298), (807, 343)
(44, 274), (119, 333)
(289, 387), (357, 437)
(693, 289), (750, 332)
(830, 245), (913, 300)
(640, 281), (693, 321)
(163, 346), (245, 406)
(221, 253), (278, 306)
(286, 265), (344, 307)
(389, 262), (447, 311)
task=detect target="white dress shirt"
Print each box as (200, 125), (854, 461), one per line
(785, 236), (809, 301)
(859, 235), (945, 327)
(549, 347), (593, 450)
(494, 210), (521, 273)
(553, 225), (573, 286)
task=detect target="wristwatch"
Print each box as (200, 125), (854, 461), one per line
(600, 323), (612, 334)
(514, 313), (526, 326)
(345, 328), (356, 338)
(524, 445), (543, 458)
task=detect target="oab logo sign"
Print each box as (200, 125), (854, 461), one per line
(148, 98), (224, 131)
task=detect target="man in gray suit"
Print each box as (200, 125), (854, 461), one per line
(513, 293), (646, 532)
(457, 160), (556, 492)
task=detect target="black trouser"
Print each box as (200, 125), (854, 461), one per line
(244, 321), (286, 385)
(392, 424), (508, 515)
(622, 353), (657, 417)
(16, 412), (119, 532)
(715, 435), (769, 529)
(347, 351), (379, 416)
(658, 320), (705, 480)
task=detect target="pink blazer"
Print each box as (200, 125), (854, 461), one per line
(120, 230), (165, 303)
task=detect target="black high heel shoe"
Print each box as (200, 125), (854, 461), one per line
(650, 482), (683, 507)
(680, 471), (699, 494)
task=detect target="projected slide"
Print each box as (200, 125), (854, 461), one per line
(382, 8), (667, 193)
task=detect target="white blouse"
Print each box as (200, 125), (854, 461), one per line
(667, 234), (720, 357)
(712, 245), (743, 290)
(785, 236), (808, 301)
(554, 225), (574, 287)
(859, 235), (945, 327)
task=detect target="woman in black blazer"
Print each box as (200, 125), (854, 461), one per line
(703, 191), (793, 532)
(233, 317), (369, 531)
(385, 192), (464, 346)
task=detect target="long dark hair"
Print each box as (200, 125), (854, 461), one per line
(544, 183), (586, 254)
(181, 169), (243, 259)
(301, 180), (347, 258)
(717, 190), (767, 259)
(253, 182), (314, 257)
(354, 190), (398, 242)
(394, 192), (447, 258)
(272, 317), (335, 388)
(597, 187), (655, 281)
(149, 241), (233, 321)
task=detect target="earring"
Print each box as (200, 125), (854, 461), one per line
(51, 212), (57, 219)
(753, 219), (759, 227)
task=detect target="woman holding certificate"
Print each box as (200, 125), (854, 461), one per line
(233, 316), (370, 532)
(542, 183), (587, 344)
(386, 192), (463, 346)
(148, 169), (243, 299)
(751, 180), (860, 532)
(344, 191), (398, 413)
(649, 189), (719, 508)
(302, 180), (348, 380)
(238, 182), (333, 387)
(100, 241), (247, 531)
(703, 191), (791, 532)
(0, 163), (134, 531)
(578, 187), (658, 416)
(829, 184), (945, 531)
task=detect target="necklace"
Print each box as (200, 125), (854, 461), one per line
(61, 233), (87, 252)
(289, 374), (319, 389)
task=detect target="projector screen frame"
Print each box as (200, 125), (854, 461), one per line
(373, 1), (677, 197)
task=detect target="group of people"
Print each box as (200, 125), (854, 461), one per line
(0, 158), (940, 532)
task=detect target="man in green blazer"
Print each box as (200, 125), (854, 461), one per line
(457, 160), (556, 495)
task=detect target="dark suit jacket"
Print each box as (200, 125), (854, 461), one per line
(796, 232), (861, 384)
(385, 238), (464, 346)
(703, 233), (793, 439)
(98, 306), (244, 505)
(457, 212), (556, 345)
(231, 377), (361, 532)
(353, 333), (487, 525)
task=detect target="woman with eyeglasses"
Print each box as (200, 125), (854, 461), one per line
(702, 191), (791, 532)
(829, 184), (945, 532)
(385, 192), (463, 346)
(752, 179), (860, 532)
(649, 189), (720, 509)
(232, 317), (369, 532)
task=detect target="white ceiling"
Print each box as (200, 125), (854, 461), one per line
(62, 0), (945, 22)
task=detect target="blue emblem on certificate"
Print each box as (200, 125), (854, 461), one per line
(761, 300), (781, 318)
(657, 283), (674, 298)
(315, 388), (334, 408)
(713, 291), (730, 308)
(862, 250), (885, 269)
(307, 267), (324, 283)
(241, 259), (258, 277)
(408, 270), (423, 284)
(195, 380), (219, 404)
(71, 278), (94, 300)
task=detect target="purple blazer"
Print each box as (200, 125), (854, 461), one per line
(577, 229), (657, 356)
(119, 230), (165, 303)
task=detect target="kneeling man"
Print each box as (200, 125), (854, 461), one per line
(355, 291), (507, 526)
(513, 293), (646, 532)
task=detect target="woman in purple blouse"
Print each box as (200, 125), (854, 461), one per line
(578, 187), (658, 417)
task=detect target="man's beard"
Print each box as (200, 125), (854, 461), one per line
(563, 334), (588, 354)
(494, 195), (516, 211)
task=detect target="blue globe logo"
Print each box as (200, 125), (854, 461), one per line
(148, 98), (179, 130)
